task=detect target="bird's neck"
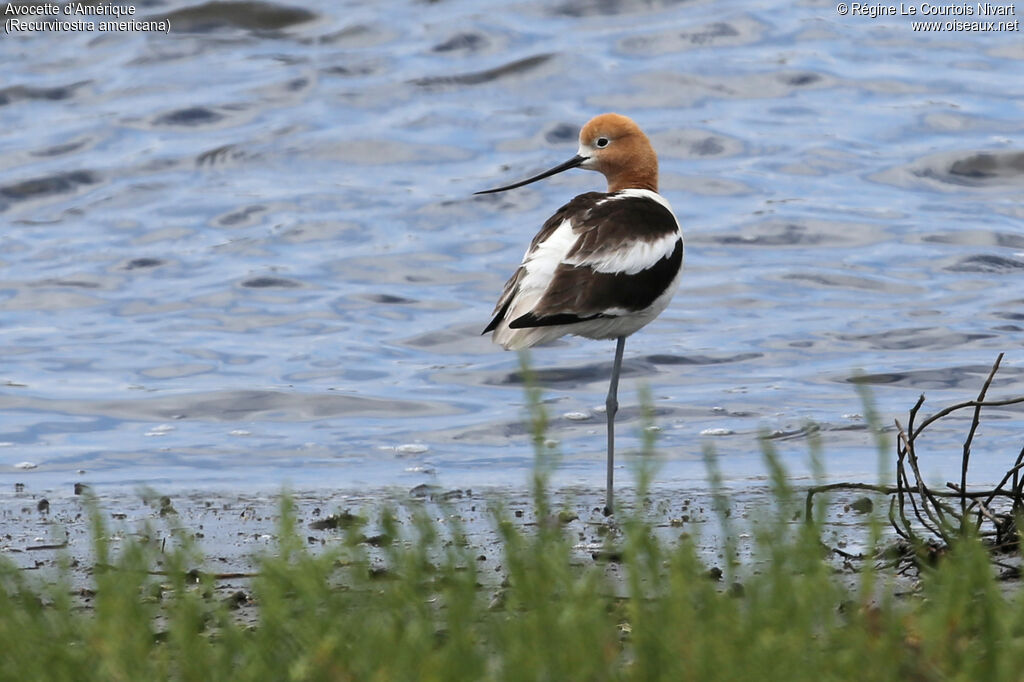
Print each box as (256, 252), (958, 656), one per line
(608, 177), (658, 193)
(606, 164), (658, 194)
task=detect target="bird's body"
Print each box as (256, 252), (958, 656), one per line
(476, 113), (684, 514)
(484, 188), (683, 349)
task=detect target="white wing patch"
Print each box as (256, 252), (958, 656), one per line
(519, 218), (576, 292)
(565, 232), (679, 275)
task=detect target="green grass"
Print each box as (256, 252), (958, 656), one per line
(3, 479), (1024, 680)
(3, 385), (1024, 680)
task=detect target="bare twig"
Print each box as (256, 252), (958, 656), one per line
(893, 420), (916, 541)
(998, 443), (1024, 510)
(895, 422), (935, 540)
(962, 353), (1004, 519)
(911, 396), (1024, 436)
(903, 424), (950, 540)
(804, 483), (1024, 523)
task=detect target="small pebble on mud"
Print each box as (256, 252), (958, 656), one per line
(849, 497), (873, 514)
(309, 511), (363, 531)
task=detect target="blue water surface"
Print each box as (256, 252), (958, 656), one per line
(2, 0), (1023, 496)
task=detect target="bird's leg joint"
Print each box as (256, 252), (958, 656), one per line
(605, 392), (618, 418)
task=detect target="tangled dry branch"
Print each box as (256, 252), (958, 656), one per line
(806, 353), (1024, 554)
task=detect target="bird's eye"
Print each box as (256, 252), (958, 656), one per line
(595, 137), (609, 148)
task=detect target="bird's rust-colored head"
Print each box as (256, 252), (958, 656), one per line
(576, 113), (658, 193)
(475, 113), (658, 195)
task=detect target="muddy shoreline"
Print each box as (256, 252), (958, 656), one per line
(10, 477), (1024, 633)
(2, 480), (903, 600)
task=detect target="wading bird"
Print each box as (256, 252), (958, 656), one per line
(476, 113), (684, 515)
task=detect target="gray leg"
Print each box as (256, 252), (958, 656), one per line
(604, 336), (626, 516)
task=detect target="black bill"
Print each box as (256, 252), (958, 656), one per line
(474, 154), (587, 195)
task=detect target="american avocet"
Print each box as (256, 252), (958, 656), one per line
(476, 113), (684, 515)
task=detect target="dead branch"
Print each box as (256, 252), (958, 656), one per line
(806, 353), (1024, 564)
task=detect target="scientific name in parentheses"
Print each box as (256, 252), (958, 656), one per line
(847, 2), (1015, 17)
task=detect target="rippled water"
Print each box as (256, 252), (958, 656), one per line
(3, 0), (1023, 496)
